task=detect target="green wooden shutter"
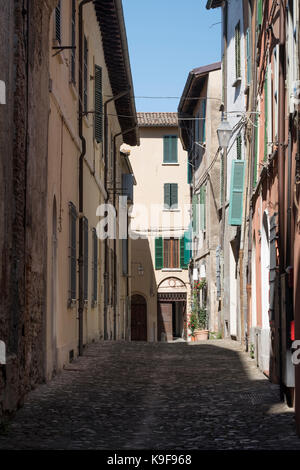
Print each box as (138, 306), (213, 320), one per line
(94, 65), (103, 142)
(163, 136), (170, 162)
(155, 237), (163, 270)
(69, 202), (77, 303)
(257, 0), (263, 27)
(164, 183), (171, 208)
(264, 78), (268, 161)
(180, 236), (188, 269)
(200, 186), (206, 231)
(171, 136), (178, 162)
(92, 228), (98, 304)
(170, 183), (178, 208)
(236, 134), (242, 160)
(183, 226), (192, 266)
(83, 217), (88, 301)
(192, 194), (198, 234)
(229, 160), (246, 226)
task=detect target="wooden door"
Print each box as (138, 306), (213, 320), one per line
(131, 295), (147, 341)
(158, 302), (173, 342)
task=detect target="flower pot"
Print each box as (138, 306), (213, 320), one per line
(194, 329), (209, 341)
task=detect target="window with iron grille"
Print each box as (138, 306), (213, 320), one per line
(71, 0), (76, 83)
(69, 202), (77, 305)
(55, 1), (61, 44)
(236, 134), (242, 160)
(83, 35), (88, 113)
(92, 228), (98, 306)
(83, 217), (88, 301)
(94, 65), (103, 142)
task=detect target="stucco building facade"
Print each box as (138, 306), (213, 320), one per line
(127, 113), (191, 342)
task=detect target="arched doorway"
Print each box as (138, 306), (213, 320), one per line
(157, 277), (187, 342)
(131, 294), (147, 341)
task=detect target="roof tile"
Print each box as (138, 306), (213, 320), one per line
(137, 112), (178, 127)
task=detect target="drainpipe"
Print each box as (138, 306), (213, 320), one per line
(103, 89), (131, 340)
(278, 0), (286, 398)
(112, 125), (137, 340)
(78, 0), (92, 356)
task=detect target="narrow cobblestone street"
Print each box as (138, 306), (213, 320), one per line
(0, 340), (299, 450)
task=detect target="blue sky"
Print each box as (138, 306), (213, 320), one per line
(123, 0), (221, 112)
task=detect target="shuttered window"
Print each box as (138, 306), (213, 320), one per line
(192, 194), (199, 234)
(94, 65), (103, 142)
(253, 113), (258, 187)
(269, 215), (277, 321)
(55, 0), (61, 44)
(200, 185), (206, 231)
(236, 134), (242, 160)
(155, 237), (163, 270)
(229, 160), (246, 226)
(200, 98), (207, 143)
(164, 183), (178, 209)
(83, 36), (88, 113)
(92, 228), (98, 305)
(69, 202), (77, 304)
(163, 136), (178, 163)
(257, 0), (263, 27)
(71, 0), (76, 84)
(246, 27), (251, 85)
(122, 238), (128, 276)
(83, 217), (88, 301)
(235, 22), (241, 79)
(187, 160), (192, 184)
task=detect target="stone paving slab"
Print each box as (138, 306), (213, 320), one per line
(0, 339), (299, 450)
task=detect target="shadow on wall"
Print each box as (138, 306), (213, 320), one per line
(131, 236), (157, 341)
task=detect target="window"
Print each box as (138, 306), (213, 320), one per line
(92, 228), (98, 306)
(68, 202), (77, 306)
(83, 217), (88, 301)
(257, 0), (263, 28)
(83, 35), (88, 113)
(94, 65), (103, 142)
(155, 237), (188, 270)
(122, 238), (128, 276)
(71, 0), (76, 83)
(246, 28), (251, 85)
(163, 136), (178, 163)
(55, 1), (61, 44)
(235, 22), (241, 79)
(164, 183), (178, 209)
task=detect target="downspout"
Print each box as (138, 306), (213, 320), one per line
(247, 0), (259, 351)
(103, 89), (130, 340)
(78, 0), (93, 356)
(278, 0), (286, 398)
(113, 125), (137, 340)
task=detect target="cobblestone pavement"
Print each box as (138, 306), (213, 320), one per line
(0, 339), (300, 450)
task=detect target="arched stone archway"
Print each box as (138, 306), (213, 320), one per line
(131, 294), (147, 341)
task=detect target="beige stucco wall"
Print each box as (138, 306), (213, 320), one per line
(46, 1), (128, 378)
(126, 125), (191, 341)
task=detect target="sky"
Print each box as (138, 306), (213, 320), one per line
(122, 0), (221, 113)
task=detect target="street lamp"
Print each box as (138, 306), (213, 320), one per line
(217, 118), (232, 150)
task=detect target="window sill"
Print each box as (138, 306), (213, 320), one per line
(232, 77), (242, 88)
(162, 163), (179, 166)
(67, 299), (77, 309)
(161, 268), (182, 272)
(163, 208), (180, 212)
(52, 39), (66, 65)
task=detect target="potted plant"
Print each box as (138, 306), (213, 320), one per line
(188, 280), (209, 341)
